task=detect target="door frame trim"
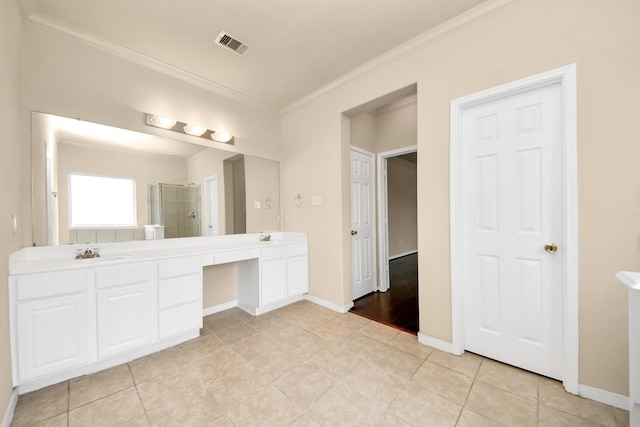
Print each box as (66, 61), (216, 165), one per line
(350, 146), (378, 301)
(449, 64), (578, 393)
(204, 175), (219, 236)
(376, 145), (418, 292)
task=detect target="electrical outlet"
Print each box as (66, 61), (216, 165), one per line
(254, 201), (261, 209)
(311, 196), (322, 206)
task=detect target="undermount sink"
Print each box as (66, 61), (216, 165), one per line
(89, 253), (135, 262)
(45, 253), (136, 266)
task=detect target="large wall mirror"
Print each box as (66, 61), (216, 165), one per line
(31, 112), (280, 246)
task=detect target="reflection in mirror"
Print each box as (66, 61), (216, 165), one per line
(31, 112), (280, 246)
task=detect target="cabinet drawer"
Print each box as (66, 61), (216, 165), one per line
(261, 246), (286, 261)
(15, 271), (88, 301)
(287, 243), (308, 257)
(95, 263), (151, 288)
(158, 257), (201, 279)
(215, 248), (259, 265)
(158, 274), (201, 309)
(158, 301), (202, 340)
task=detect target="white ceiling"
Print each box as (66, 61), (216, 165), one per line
(18, 0), (487, 110)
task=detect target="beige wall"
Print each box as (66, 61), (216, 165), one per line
(203, 264), (238, 308)
(187, 148), (238, 236)
(245, 156), (280, 233)
(375, 97), (417, 153)
(282, 0), (640, 396)
(349, 112), (376, 153)
(387, 156), (417, 257)
(0, 0), (24, 415)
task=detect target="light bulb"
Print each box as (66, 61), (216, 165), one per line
(183, 123), (207, 136)
(149, 115), (177, 129)
(211, 131), (232, 143)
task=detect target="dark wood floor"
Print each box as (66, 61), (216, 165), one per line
(350, 253), (418, 334)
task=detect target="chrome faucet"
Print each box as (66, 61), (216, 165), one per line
(260, 234), (271, 242)
(75, 248), (101, 259)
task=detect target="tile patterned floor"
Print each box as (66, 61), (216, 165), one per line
(10, 301), (630, 426)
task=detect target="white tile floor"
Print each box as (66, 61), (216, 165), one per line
(10, 300), (630, 426)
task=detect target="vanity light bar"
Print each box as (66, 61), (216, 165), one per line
(145, 113), (234, 145)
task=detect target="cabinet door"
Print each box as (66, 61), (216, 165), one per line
(288, 255), (309, 296)
(261, 258), (287, 306)
(16, 294), (88, 381)
(158, 273), (202, 340)
(96, 283), (152, 358)
(158, 301), (202, 340)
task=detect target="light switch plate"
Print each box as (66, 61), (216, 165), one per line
(254, 201), (261, 209)
(12, 213), (17, 234)
(311, 196), (322, 206)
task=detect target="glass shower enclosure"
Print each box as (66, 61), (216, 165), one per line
(148, 183), (200, 239)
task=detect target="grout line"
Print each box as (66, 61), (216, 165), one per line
(458, 358), (482, 424)
(128, 363), (152, 426)
(66, 380), (70, 427)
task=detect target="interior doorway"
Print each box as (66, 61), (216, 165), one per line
(351, 147), (418, 333)
(377, 147), (418, 292)
(343, 85), (418, 332)
(351, 253), (418, 333)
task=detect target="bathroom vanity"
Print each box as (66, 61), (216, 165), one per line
(615, 271), (640, 427)
(8, 232), (308, 393)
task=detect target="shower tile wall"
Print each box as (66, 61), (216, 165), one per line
(160, 184), (200, 239)
(185, 186), (200, 238)
(148, 184), (160, 225)
(162, 185), (179, 239)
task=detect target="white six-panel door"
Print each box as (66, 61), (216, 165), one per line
(205, 175), (219, 236)
(351, 148), (376, 300)
(462, 83), (564, 380)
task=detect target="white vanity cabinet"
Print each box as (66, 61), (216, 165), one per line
(260, 246), (288, 306)
(157, 256), (203, 339)
(287, 243), (309, 296)
(242, 243), (309, 314)
(615, 271), (640, 427)
(95, 263), (152, 358)
(9, 232), (308, 392)
(11, 270), (90, 383)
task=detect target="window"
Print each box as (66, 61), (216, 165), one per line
(69, 174), (137, 228)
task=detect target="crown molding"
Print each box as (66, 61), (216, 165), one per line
(24, 15), (278, 113)
(375, 94), (417, 116)
(281, 0), (525, 114)
(16, 0), (35, 21)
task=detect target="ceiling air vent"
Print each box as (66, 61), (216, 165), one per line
(215, 31), (251, 55)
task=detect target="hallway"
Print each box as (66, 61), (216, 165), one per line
(351, 253), (418, 333)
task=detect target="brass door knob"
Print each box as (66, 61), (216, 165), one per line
(351, 230), (358, 236)
(544, 243), (558, 254)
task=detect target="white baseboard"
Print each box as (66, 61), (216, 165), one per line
(304, 294), (353, 313)
(578, 384), (630, 411)
(417, 333), (463, 355)
(389, 250), (418, 261)
(203, 300), (238, 316)
(1, 389), (18, 427)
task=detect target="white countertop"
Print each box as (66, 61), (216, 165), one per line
(9, 232), (307, 275)
(615, 271), (640, 291)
